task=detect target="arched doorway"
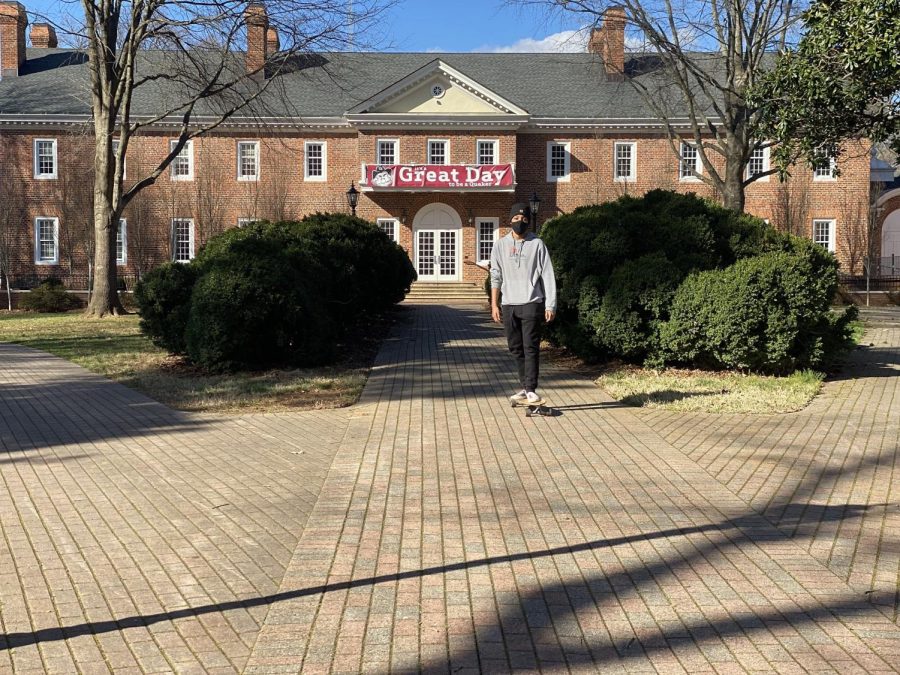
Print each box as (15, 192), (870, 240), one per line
(412, 203), (462, 281)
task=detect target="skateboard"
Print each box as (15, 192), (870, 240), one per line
(510, 397), (553, 417)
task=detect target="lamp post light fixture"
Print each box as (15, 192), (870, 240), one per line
(346, 182), (359, 217)
(400, 208), (408, 225)
(467, 208), (474, 225)
(529, 191), (541, 231)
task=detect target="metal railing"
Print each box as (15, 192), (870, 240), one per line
(4, 272), (140, 292)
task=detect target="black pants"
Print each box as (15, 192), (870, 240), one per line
(502, 302), (545, 392)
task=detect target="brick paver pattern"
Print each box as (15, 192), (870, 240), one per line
(1, 305), (899, 673)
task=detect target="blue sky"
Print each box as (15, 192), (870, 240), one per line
(21, 0), (589, 53)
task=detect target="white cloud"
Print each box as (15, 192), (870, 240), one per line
(476, 28), (589, 53)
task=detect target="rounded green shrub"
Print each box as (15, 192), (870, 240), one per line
(134, 262), (198, 354)
(19, 278), (80, 313)
(661, 238), (857, 373)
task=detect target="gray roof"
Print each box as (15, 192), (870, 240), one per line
(0, 48), (709, 120)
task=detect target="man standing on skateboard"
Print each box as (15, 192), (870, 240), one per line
(490, 203), (557, 405)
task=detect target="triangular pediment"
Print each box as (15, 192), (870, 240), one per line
(347, 60), (529, 117)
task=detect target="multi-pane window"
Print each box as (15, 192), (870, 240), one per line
(237, 217), (253, 228)
(237, 141), (260, 181)
(376, 218), (399, 243)
(748, 146), (769, 179)
(679, 142), (700, 180)
(170, 140), (193, 180)
(116, 219), (127, 265)
(304, 141), (326, 180)
(172, 218), (194, 262)
(35, 217), (58, 263)
(377, 139), (398, 165)
(34, 139), (57, 179)
(477, 218), (498, 263)
(813, 219), (836, 252)
(547, 142), (570, 181)
(814, 154), (837, 179)
(614, 142), (636, 181)
(428, 140), (448, 165)
(477, 140), (497, 165)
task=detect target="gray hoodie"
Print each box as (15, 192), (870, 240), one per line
(489, 231), (557, 311)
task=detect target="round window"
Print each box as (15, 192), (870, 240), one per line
(431, 84), (445, 98)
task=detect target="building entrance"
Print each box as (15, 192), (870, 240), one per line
(413, 203), (462, 281)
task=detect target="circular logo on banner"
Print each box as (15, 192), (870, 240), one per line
(431, 84), (445, 98)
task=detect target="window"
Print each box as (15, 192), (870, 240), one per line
(237, 217), (253, 228)
(679, 142), (700, 180)
(813, 153), (837, 180)
(304, 141), (326, 181)
(237, 141), (260, 181)
(813, 219), (836, 252)
(477, 218), (499, 264)
(614, 142), (636, 182)
(170, 140), (193, 180)
(428, 140), (448, 165)
(172, 218), (194, 262)
(747, 146), (769, 181)
(112, 139), (126, 179)
(34, 217), (58, 264)
(33, 139), (57, 179)
(376, 218), (400, 243)
(116, 219), (127, 265)
(477, 140), (498, 165)
(377, 139), (398, 165)
(546, 141), (571, 182)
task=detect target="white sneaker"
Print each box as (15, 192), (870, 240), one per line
(509, 389), (527, 403)
(526, 391), (541, 404)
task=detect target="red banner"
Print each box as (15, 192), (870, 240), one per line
(365, 164), (514, 189)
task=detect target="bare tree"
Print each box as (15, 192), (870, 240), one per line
(57, 130), (96, 287)
(514, 1), (806, 212)
(772, 176), (810, 238)
(193, 142), (229, 244)
(838, 185), (870, 274)
(124, 187), (156, 280)
(33, 0), (394, 317)
(0, 141), (26, 310)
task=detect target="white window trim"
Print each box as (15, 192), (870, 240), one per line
(170, 140), (194, 181)
(376, 138), (399, 165)
(237, 217), (253, 228)
(746, 146), (770, 182)
(613, 141), (637, 182)
(813, 156), (838, 181)
(813, 218), (836, 252)
(427, 138), (449, 165)
(476, 139), (499, 166)
(376, 217), (400, 244)
(116, 218), (127, 266)
(679, 142), (702, 182)
(33, 138), (58, 179)
(546, 141), (571, 183)
(172, 218), (195, 262)
(304, 140), (327, 182)
(476, 217), (500, 266)
(236, 141), (260, 182)
(34, 217), (59, 265)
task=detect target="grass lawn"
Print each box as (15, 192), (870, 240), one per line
(0, 311), (379, 413)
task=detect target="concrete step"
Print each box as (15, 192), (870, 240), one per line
(405, 282), (486, 303)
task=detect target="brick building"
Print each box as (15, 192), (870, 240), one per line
(0, 1), (878, 293)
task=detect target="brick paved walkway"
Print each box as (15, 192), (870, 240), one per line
(2, 306), (900, 673)
(246, 306), (900, 673)
(0, 345), (347, 673)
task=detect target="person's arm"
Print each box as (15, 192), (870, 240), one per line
(490, 240), (502, 323)
(541, 243), (557, 322)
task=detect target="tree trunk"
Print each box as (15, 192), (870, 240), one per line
(86, 115), (125, 317)
(721, 135), (747, 214)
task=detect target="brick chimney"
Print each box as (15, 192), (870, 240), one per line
(0, 1), (27, 78)
(588, 6), (626, 81)
(244, 3), (268, 77)
(266, 26), (279, 55)
(30, 22), (56, 49)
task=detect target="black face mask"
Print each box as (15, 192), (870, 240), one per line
(511, 221), (529, 236)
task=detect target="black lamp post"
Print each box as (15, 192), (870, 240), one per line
(529, 191), (541, 231)
(346, 182), (359, 217)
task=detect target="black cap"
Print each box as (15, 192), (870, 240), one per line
(510, 202), (530, 222)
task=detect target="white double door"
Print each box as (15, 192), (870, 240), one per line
(414, 204), (461, 282)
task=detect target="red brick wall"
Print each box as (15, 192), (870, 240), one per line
(0, 127), (873, 288)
